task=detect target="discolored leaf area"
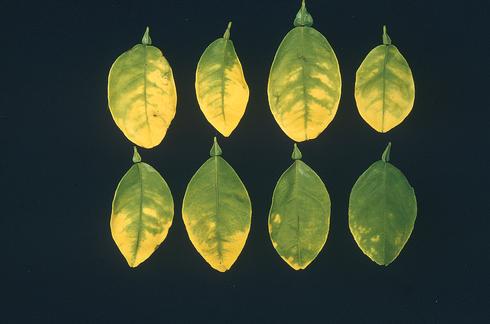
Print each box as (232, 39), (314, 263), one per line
(355, 26), (415, 133)
(195, 22), (249, 136)
(268, 0), (341, 142)
(182, 138), (251, 272)
(108, 27), (177, 148)
(269, 144), (331, 270)
(111, 147), (174, 267)
(349, 143), (417, 265)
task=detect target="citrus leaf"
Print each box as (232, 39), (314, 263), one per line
(269, 144), (331, 270)
(195, 22), (249, 136)
(355, 26), (415, 132)
(110, 147), (174, 267)
(182, 138), (251, 272)
(108, 27), (177, 148)
(349, 143), (417, 265)
(268, 1), (341, 142)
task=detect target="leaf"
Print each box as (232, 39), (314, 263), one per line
(349, 143), (417, 265)
(268, 1), (341, 142)
(110, 147), (174, 267)
(268, 144), (331, 270)
(108, 27), (177, 148)
(195, 22), (249, 137)
(355, 26), (415, 132)
(182, 138), (251, 272)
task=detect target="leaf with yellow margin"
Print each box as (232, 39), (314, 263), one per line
(355, 26), (415, 132)
(111, 147), (174, 267)
(108, 27), (177, 148)
(195, 22), (249, 136)
(349, 143), (417, 265)
(268, 0), (341, 142)
(269, 144), (331, 270)
(182, 138), (251, 272)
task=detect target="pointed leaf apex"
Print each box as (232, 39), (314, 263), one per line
(382, 142), (392, 162)
(383, 25), (392, 45)
(292, 143), (302, 160)
(210, 137), (223, 156)
(294, 0), (313, 27)
(132, 146), (142, 163)
(223, 21), (232, 40)
(142, 26), (152, 45)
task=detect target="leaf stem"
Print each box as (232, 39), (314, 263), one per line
(381, 142), (392, 162)
(291, 143), (302, 160)
(142, 26), (152, 45)
(223, 21), (232, 40)
(210, 137), (223, 156)
(383, 25), (392, 45)
(294, 0), (314, 27)
(133, 146), (142, 163)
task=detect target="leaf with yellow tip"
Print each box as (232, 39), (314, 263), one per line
(182, 138), (251, 272)
(108, 27), (177, 148)
(268, 0), (341, 142)
(110, 147), (174, 267)
(269, 144), (331, 270)
(355, 26), (415, 132)
(195, 22), (249, 136)
(349, 143), (417, 265)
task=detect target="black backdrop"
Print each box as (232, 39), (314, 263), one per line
(2, 0), (489, 322)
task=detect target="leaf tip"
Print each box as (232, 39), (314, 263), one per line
(142, 26), (152, 45)
(291, 143), (302, 160)
(132, 146), (142, 163)
(210, 137), (223, 156)
(381, 142), (392, 162)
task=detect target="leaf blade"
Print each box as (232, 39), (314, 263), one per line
(349, 147), (417, 265)
(269, 159), (331, 270)
(182, 146), (251, 272)
(195, 29), (249, 137)
(111, 161), (174, 267)
(268, 26), (341, 142)
(355, 42), (415, 132)
(108, 41), (177, 148)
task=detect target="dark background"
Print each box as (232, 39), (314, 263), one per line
(2, 0), (489, 322)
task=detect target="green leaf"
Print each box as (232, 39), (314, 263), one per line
(269, 144), (331, 270)
(354, 26), (415, 133)
(349, 143), (417, 265)
(195, 22), (249, 137)
(268, 1), (341, 142)
(108, 27), (177, 148)
(182, 137), (252, 272)
(111, 147), (174, 267)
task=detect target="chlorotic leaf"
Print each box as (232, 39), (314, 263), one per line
(268, 1), (341, 142)
(195, 22), (249, 137)
(355, 26), (415, 132)
(269, 144), (331, 270)
(108, 27), (177, 148)
(349, 143), (417, 265)
(110, 147), (174, 267)
(182, 137), (252, 272)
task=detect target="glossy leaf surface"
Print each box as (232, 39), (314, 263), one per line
(111, 148), (174, 267)
(269, 144), (331, 270)
(195, 22), (249, 136)
(349, 143), (417, 265)
(268, 1), (341, 142)
(108, 27), (177, 148)
(182, 138), (251, 272)
(355, 26), (415, 132)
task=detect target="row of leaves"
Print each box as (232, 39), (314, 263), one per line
(112, 140), (416, 270)
(107, 0), (417, 271)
